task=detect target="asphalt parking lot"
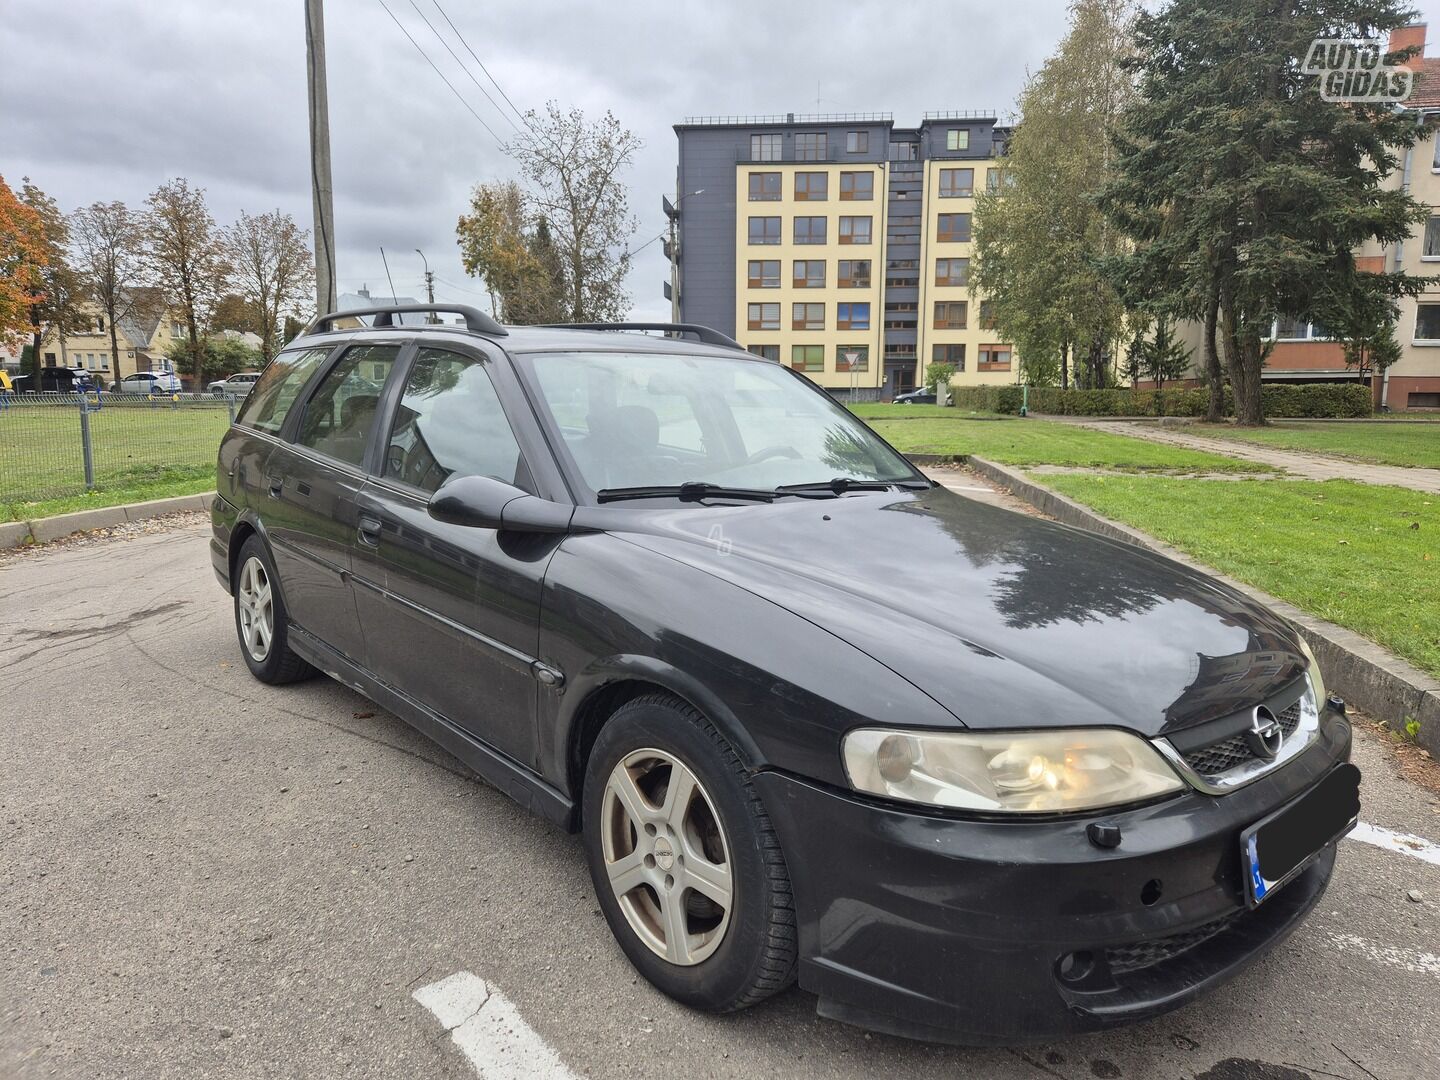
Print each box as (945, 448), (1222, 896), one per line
(2, 513), (1439, 1080)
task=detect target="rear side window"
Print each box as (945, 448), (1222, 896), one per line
(295, 344), (402, 467)
(384, 347), (526, 492)
(235, 348), (330, 435)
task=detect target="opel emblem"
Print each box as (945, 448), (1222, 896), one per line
(1245, 706), (1284, 760)
(653, 836), (675, 872)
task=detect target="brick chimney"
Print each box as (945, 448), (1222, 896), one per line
(1389, 23), (1426, 59)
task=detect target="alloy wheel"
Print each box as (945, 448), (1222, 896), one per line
(600, 748), (733, 966)
(236, 556), (274, 663)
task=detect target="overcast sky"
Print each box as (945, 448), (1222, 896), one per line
(5, 0), (1439, 323)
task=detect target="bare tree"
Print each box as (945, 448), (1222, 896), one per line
(225, 209), (315, 360)
(70, 201), (149, 385)
(144, 178), (231, 388)
(507, 103), (640, 321)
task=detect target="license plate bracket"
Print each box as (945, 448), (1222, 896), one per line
(1242, 762), (1360, 906)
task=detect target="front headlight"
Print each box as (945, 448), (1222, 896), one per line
(1295, 632), (1326, 710)
(842, 728), (1185, 813)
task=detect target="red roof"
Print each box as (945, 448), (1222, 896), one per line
(1404, 57), (1440, 109)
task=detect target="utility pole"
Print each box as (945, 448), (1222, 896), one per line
(416, 249), (437, 322)
(306, 0), (338, 317)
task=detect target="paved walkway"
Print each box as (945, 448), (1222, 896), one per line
(1055, 418), (1440, 494)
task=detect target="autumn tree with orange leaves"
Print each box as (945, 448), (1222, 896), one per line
(0, 174), (50, 372)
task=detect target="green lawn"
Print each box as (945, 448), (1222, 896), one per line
(849, 403), (1003, 420)
(0, 400), (228, 520)
(868, 416), (1271, 473)
(1044, 475), (1440, 679)
(1194, 421), (1440, 470)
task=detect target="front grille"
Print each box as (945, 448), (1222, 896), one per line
(1106, 911), (1242, 974)
(1182, 699), (1302, 779)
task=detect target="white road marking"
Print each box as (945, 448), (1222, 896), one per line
(1346, 822), (1440, 868)
(1327, 933), (1440, 979)
(414, 970), (579, 1080)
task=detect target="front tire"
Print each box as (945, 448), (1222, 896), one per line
(232, 536), (315, 685)
(582, 693), (797, 1012)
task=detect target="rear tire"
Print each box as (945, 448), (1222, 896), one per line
(232, 535), (315, 685)
(582, 693), (797, 1012)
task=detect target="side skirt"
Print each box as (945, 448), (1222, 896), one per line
(287, 624), (575, 829)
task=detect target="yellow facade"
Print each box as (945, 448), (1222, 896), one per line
(733, 162), (886, 389)
(40, 305), (186, 383)
(920, 157), (1016, 387)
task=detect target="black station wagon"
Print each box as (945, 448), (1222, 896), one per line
(211, 305), (1359, 1044)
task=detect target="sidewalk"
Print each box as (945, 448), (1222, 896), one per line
(1046, 417), (1440, 494)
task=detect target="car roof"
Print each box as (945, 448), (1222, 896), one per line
(288, 319), (765, 365)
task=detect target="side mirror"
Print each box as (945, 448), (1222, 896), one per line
(427, 474), (572, 534)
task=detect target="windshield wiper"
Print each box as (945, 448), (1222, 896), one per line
(776, 477), (925, 497)
(596, 482), (776, 504)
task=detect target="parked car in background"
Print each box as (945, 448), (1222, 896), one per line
(14, 367), (96, 393)
(893, 387), (937, 405)
(114, 370), (182, 395)
(208, 371), (263, 397)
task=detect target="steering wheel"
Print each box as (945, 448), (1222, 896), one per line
(742, 444), (802, 466)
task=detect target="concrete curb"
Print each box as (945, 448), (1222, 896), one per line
(967, 456), (1440, 754)
(3, 492), (214, 550)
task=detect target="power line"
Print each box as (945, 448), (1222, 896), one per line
(625, 230), (666, 260)
(407, 0), (520, 135)
(373, 0), (504, 147)
(429, 0), (534, 134)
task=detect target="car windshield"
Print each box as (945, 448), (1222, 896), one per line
(522, 350), (918, 497)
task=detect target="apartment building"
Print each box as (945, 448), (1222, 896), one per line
(39, 299), (185, 384)
(672, 113), (1015, 395)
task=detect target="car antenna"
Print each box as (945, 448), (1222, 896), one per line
(379, 246), (399, 304)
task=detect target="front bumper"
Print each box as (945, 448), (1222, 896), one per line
(753, 706), (1351, 1045)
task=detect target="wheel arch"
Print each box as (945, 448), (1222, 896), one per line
(562, 657), (767, 831)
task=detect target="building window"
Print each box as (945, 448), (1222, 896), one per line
(751, 133), (781, 161)
(795, 132), (826, 161)
(747, 303), (780, 331)
(937, 214), (971, 243)
(748, 172), (781, 201)
(839, 216), (872, 245)
(978, 345), (1012, 371)
(793, 260), (826, 288)
(748, 216), (781, 245)
(747, 260), (780, 288)
(793, 216), (827, 245)
(836, 302), (870, 330)
(795, 172), (828, 201)
(934, 301), (968, 330)
(1415, 305), (1440, 340)
(839, 172), (873, 200)
(846, 131), (868, 154)
(946, 128), (970, 151)
(838, 259), (871, 288)
(1424, 216), (1440, 258)
(837, 345), (869, 372)
(791, 344), (824, 371)
(979, 301), (997, 329)
(792, 302), (825, 330)
(986, 167), (1010, 193)
(939, 168), (974, 198)
(932, 344), (967, 370)
(935, 258), (970, 287)
(887, 259), (918, 271)
(747, 344), (780, 362)
(888, 141), (918, 161)
(1273, 317), (1327, 340)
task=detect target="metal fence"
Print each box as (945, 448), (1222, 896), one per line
(0, 392), (235, 511)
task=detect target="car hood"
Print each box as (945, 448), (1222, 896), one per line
(590, 487), (1306, 737)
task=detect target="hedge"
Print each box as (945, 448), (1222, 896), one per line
(948, 383), (1372, 419)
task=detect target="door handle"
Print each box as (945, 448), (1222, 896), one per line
(265, 473), (284, 498)
(357, 514), (382, 547)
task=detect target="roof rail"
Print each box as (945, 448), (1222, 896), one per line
(306, 304), (508, 337)
(537, 322), (743, 350)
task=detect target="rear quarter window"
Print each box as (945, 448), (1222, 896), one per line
(234, 347), (330, 435)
